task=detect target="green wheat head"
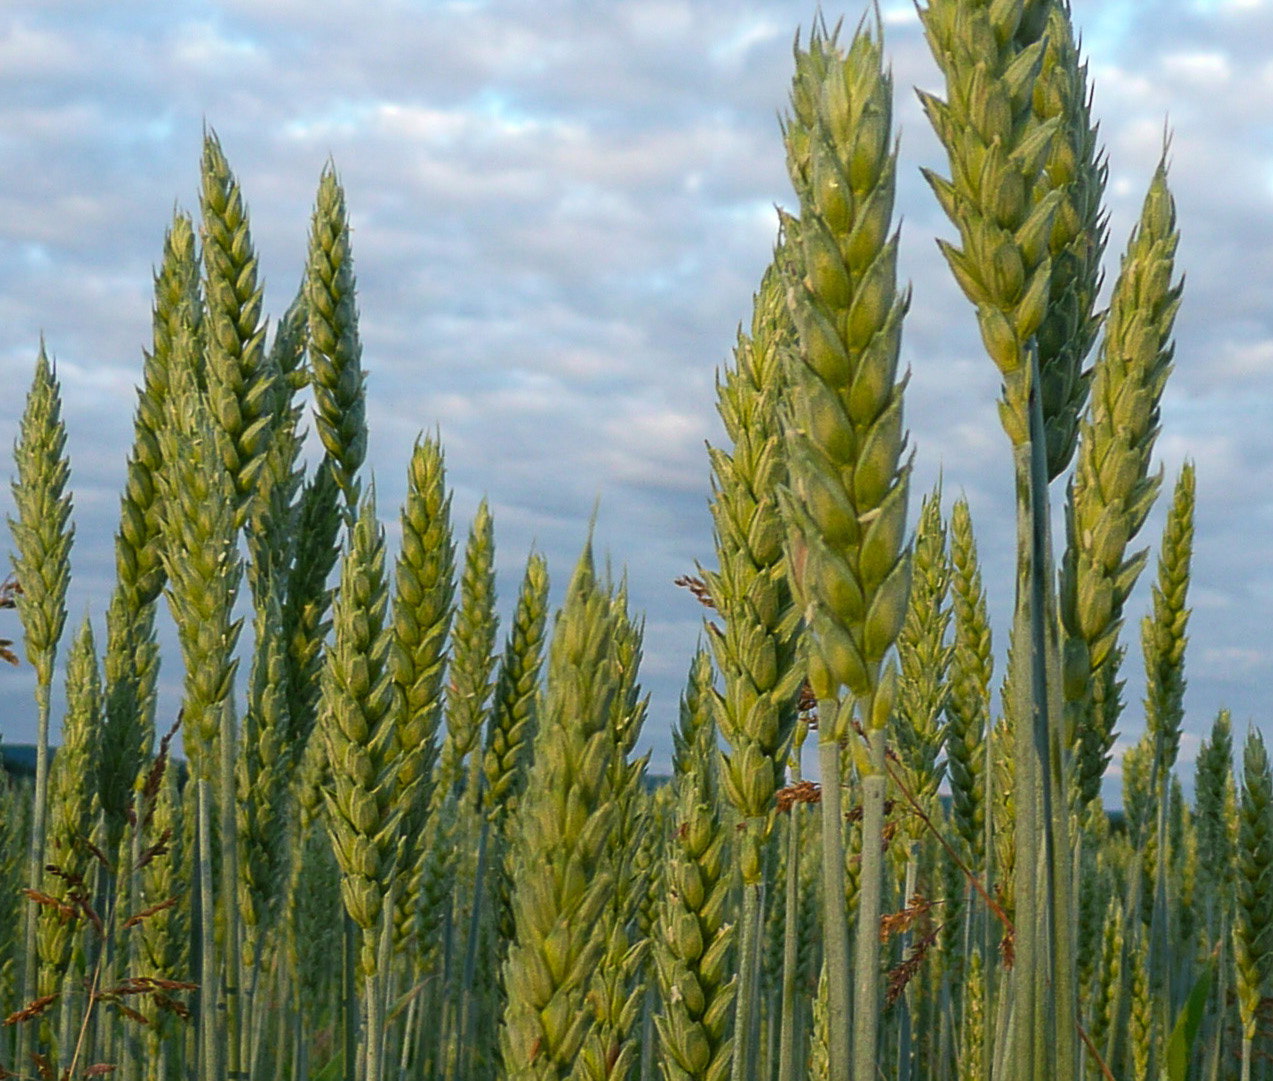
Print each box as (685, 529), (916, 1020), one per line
(946, 496), (992, 866)
(319, 489), (403, 976)
(200, 131), (274, 521)
(155, 353), (243, 776)
(10, 343), (73, 688)
(655, 648), (736, 1081)
(777, 17), (912, 729)
(1142, 460), (1194, 776)
(306, 165), (367, 517)
(1064, 157), (1182, 812)
(704, 258), (803, 884)
(500, 542), (620, 1081)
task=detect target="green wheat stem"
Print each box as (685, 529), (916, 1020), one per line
(777, 720), (807, 1081)
(156, 339), (243, 1081)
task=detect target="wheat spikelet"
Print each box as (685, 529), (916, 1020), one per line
(1171, 777), (1198, 949)
(1195, 710), (1236, 942)
(1122, 736), (1154, 855)
(244, 288), (309, 608)
(1087, 894), (1123, 1072)
(281, 460), (344, 755)
(703, 258), (802, 865)
(1028, 3), (1108, 479)
(99, 217), (197, 845)
(483, 553), (550, 833)
(155, 354), (243, 777)
(1127, 933), (1151, 1081)
(235, 589), (291, 970)
(392, 434), (454, 818)
(10, 343), (73, 691)
(118, 209), (201, 615)
(959, 946), (985, 1081)
(918, 0), (1061, 445)
(778, 19), (910, 725)
(577, 582), (651, 1081)
(388, 435), (456, 956)
(1075, 836), (1107, 1015)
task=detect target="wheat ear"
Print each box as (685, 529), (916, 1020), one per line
(777, 20), (911, 1081)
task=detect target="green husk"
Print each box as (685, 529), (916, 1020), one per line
(703, 247), (801, 1081)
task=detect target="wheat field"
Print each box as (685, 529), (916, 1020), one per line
(0, 4), (1261, 1081)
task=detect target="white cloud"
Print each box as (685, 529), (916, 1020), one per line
(0, 0), (1270, 783)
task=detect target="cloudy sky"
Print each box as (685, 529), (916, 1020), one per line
(0, 0), (1268, 800)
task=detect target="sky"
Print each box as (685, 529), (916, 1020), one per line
(0, 0), (1269, 801)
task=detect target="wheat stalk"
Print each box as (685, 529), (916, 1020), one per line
(10, 342), (74, 1073)
(319, 488), (403, 1081)
(777, 18), (911, 1081)
(703, 250), (802, 1081)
